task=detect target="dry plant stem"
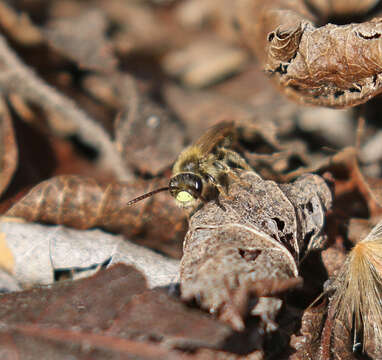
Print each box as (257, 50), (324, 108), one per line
(0, 1), (42, 45)
(0, 96), (17, 197)
(361, 130), (382, 164)
(0, 34), (130, 180)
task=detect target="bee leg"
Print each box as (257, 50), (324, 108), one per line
(213, 150), (252, 186)
(220, 149), (254, 188)
(203, 174), (227, 211)
(214, 195), (226, 212)
(221, 149), (252, 171)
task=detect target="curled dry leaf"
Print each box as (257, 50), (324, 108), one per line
(0, 97), (17, 198)
(0, 219), (179, 287)
(235, 0), (382, 108)
(180, 170), (332, 332)
(5, 175), (187, 258)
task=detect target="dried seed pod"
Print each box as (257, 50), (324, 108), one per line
(330, 220), (382, 352)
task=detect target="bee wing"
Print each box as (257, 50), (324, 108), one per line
(193, 121), (235, 156)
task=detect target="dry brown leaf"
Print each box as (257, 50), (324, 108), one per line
(162, 37), (248, 88)
(308, 0), (379, 18)
(320, 247), (346, 278)
(320, 302), (356, 360)
(0, 264), (231, 358)
(0, 264), (147, 326)
(235, 0), (382, 108)
(0, 326), (191, 360)
(43, 8), (117, 72)
(0, 219), (179, 287)
(101, 0), (177, 55)
(0, 267), (20, 292)
(290, 300), (327, 360)
(0, 97), (17, 198)
(180, 170), (332, 332)
(5, 175), (187, 258)
(106, 288), (232, 349)
(0, 32), (129, 180)
(114, 76), (185, 175)
(291, 298), (356, 360)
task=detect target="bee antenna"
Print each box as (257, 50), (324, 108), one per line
(126, 187), (169, 206)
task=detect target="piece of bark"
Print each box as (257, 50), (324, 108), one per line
(5, 175), (187, 258)
(180, 170), (332, 331)
(0, 97), (17, 198)
(235, 0), (382, 108)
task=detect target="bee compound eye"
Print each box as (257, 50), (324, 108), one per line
(195, 178), (202, 190)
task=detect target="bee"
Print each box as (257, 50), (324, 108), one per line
(127, 121), (251, 208)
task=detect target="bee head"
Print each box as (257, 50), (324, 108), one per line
(169, 173), (203, 206)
